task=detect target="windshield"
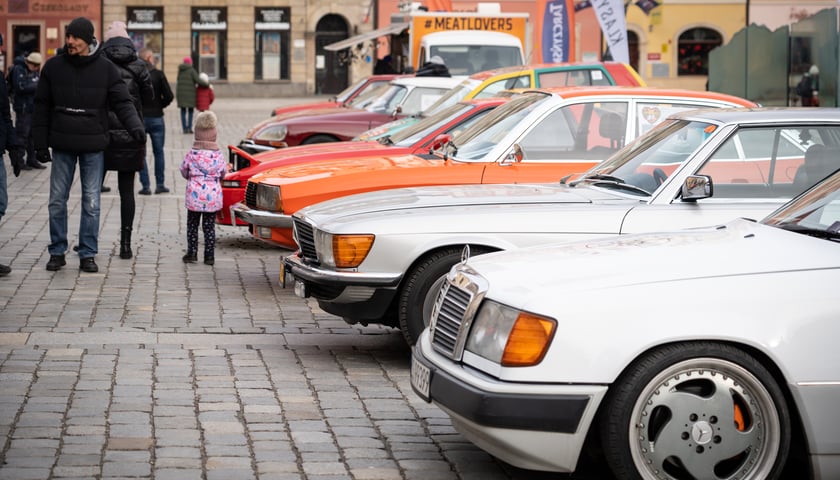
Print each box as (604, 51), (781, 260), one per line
(335, 77), (367, 103)
(572, 119), (717, 195)
(390, 102), (485, 147)
(421, 80), (481, 116)
(365, 84), (409, 114)
(449, 92), (550, 161)
(763, 169), (840, 236)
(347, 84), (390, 109)
(431, 46), (522, 76)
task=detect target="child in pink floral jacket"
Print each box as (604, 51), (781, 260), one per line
(179, 110), (228, 265)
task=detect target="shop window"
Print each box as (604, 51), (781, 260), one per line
(192, 7), (227, 80)
(128, 7), (164, 67)
(678, 27), (722, 76)
(255, 7), (291, 81)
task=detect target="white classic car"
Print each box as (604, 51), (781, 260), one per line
(409, 167), (840, 479)
(283, 108), (840, 345)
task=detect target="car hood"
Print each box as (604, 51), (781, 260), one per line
(228, 141), (398, 180)
(256, 153), (445, 183)
(253, 140), (389, 162)
(299, 183), (624, 221)
(467, 218), (840, 306)
(245, 107), (365, 137)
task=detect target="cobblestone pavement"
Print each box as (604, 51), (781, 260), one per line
(0, 97), (609, 480)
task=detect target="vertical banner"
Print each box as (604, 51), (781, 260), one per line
(592, 0), (630, 64)
(537, 0), (576, 63)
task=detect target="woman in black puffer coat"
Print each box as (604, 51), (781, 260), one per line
(101, 21), (154, 259)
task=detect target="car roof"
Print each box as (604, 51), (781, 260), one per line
(669, 106), (840, 124)
(468, 61), (630, 81)
(524, 86), (757, 106)
(391, 76), (464, 89)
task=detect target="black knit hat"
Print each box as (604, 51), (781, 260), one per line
(66, 17), (95, 45)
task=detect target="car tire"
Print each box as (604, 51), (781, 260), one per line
(600, 342), (790, 480)
(301, 134), (337, 145)
(397, 246), (491, 346)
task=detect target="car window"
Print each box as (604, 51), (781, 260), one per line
(633, 102), (721, 138)
(697, 126), (840, 198)
(518, 101), (628, 161)
(474, 75), (530, 99)
(764, 170), (840, 232)
(401, 87), (447, 115)
(452, 93), (549, 161)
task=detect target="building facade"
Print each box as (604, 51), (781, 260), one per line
(1, 0), (836, 97)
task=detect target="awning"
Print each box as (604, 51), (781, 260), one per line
(324, 22), (409, 51)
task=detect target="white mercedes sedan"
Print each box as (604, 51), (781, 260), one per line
(411, 167), (840, 479)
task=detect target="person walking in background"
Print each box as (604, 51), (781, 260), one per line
(195, 73), (215, 112)
(179, 111), (227, 266)
(176, 56), (208, 134)
(33, 16), (145, 273)
(138, 47), (174, 196)
(0, 61), (24, 277)
(101, 21), (154, 260)
(9, 51), (45, 173)
(797, 64), (820, 107)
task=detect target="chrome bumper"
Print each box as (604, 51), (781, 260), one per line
(283, 253), (401, 287)
(231, 202), (293, 228)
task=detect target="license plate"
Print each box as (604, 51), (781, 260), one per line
(411, 354), (431, 401)
(294, 280), (306, 298)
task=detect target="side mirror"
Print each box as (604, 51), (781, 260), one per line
(429, 133), (451, 152)
(501, 144), (524, 165)
(392, 105), (403, 118)
(681, 175), (713, 201)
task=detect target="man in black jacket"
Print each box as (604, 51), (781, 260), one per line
(138, 47), (174, 195)
(33, 17), (145, 273)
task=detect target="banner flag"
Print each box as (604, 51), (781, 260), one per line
(592, 0), (630, 64)
(536, 0), (576, 62)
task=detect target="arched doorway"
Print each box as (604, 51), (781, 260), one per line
(315, 15), (349, 94)
(678, 27), (722, 76)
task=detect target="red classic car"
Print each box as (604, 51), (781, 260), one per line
(218, 96), (509, 225)
(269, 74), (399, 117)
(238, 76), (463, 153)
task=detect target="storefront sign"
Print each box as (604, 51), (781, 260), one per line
(192, 8), (227, 30)
(128, 7), (163, 30)
(255, 7), (291, 31)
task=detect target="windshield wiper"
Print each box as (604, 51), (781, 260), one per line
(778, 223), (840, 241)
(569, 173), (650, 195)
(378, 135), (393, 146)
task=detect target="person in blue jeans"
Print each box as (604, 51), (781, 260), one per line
(138, 47), (174, 195)
(33, 17), (145, 273)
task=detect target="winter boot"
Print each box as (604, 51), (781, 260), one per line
(120, 227), (133, 259)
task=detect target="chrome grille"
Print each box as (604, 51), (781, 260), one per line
(244, 182), (258, 208)
(430, 264), (488, 360)
(293, 219), (317, 261)
(430, 282), (472, 357)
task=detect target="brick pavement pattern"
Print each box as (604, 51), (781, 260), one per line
(0, 97), (600, 480)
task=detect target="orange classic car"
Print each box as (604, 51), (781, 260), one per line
(233, 86), (757, 249)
